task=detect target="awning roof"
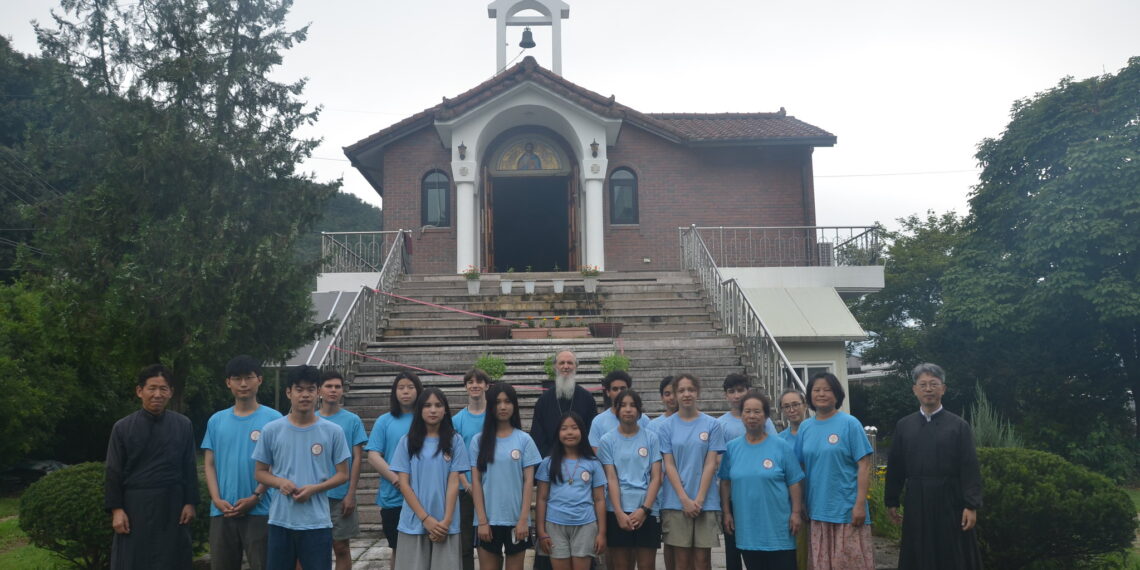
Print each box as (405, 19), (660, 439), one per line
(285, 290), (361, 367)
(738, 287), (867, 342)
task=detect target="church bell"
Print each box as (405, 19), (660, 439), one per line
(519, 27), (536, 49)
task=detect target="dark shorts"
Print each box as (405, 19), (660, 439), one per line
(605, 511), (662, 549)
(477, 525), (532, 556)
(380, 507), (402, 548)
(266, 525), (331, 570)
(739, 548), (796, 570)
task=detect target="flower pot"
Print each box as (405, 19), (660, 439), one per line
(588, 323), (624, 338)
(466, 280), (481, 295)
(511, 328), (549, 339)
(476, 324), (511, 340)
(500, 280), (513, 294)
(550, 326), (589, 339)
(552, 279), (565, 293)
(524, 280), (536, 294)
(584, 277), (599, 293)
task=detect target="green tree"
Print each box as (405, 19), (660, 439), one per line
(15, 0), (337, 433)
(943, 58), (1140, 444)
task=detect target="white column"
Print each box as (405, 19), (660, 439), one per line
(453, 160), (478, 273)
(582, 158), (607, 270)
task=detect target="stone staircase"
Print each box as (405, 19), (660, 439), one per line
(342, 270), (748, 531)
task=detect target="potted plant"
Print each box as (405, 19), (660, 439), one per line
(523, 265), (536, 294)
(510, 316), (548, 339)
(473, 353), (507, 381)
(599, 353), (631, 376)
(580, 264), (601, 293)
(500, 267), (515, 294)
(462, 264), (481, 294)
(476, 317), (511, 340)
(552, 263), (565, 293)
(549, 316), (589, 338)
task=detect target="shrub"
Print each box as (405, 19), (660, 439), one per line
(867, 464), (901, 541)
(20, 461), (212, 569)
(977, 447), (1138, 569)
(599, 353), (630, 376)
(969, 383), (1022, 448)
(473, 353), (507, 381)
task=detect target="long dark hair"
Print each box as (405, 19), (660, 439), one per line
(388, 371), (423, 418)
(477, 383), (521, 472)
(548, 411), (595, 485)
(407, 387), (456, 459)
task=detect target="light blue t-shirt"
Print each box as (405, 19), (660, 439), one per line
(777, 426), (798, 445)
(317, 408), (368, 500)
(453, 407), (486, 483)
(536, 456), (606, 526)
(658, 413), (726, 512)
(716, 412), (777, 442)
(597, 427), (661, 515)
(795, 412), (873, 525)
(201, 405), (282, 517)
(364, 412), (413, 508)
(390, 433), (470, 535)
(251, 416), (351, 530)
(588, 408), (651, 448)
(646, 414), (672, 513)
(719, 435), (804, 551)
(469, 429), (542, 526)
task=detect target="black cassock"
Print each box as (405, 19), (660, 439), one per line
(529, 382), (597, 457)
(104, 409), (199, 570)
(885, 409), (983, 570)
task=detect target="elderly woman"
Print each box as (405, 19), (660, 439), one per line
(719, 390), (803, 570)
(795, 373), (873, 570)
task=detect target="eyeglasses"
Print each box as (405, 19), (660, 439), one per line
(780, 402), (804, 411)
(916, 382), (943, 391)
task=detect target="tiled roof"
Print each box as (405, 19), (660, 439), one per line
(344, 57), (834, 156)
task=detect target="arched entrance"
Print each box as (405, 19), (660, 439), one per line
(481, 133), (578, 272)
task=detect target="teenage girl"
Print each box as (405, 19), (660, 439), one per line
(470, 383), (542, 570)
(389, 387), (470, 569)
(536, 411), (607, 570)
(599, 389), (663, 570)
(659, 373), (726, 570)
(364, 371), (423, 569)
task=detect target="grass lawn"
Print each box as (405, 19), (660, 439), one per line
(0, 497), (62, 569)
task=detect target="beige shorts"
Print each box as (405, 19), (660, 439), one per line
(660, 509), (721, 549)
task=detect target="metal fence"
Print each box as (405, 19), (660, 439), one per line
(679, 226), (804, 399)
(684, 226), (883, 268)
(321, 231), (404, 273)
(317, 231), (407, 375)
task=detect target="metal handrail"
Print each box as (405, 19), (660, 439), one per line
(318, 231), (407, 375)
(684, 225), (883, 268)
(679, 226), (804, 400)
(321, 231), (405, 273)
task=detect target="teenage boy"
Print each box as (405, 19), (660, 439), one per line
(715, 373), (776, 570)
(451, 369), (491, 570)
(202, 356), (281, 570)
(589, 370), (650, 451)
(253, 365), (350, 570)
(317, 370), (369, 570)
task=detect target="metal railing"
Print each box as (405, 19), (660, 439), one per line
(680, 226), (804, 399)
(683, 226), (883, 268)
(321, 231), (404, 273)
(317, 231), (407, 375)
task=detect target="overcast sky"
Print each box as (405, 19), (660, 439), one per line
(3, 0), (1138, 230)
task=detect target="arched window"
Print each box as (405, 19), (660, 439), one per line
(421, 171), (450, 227)
(609, 168), (639, 225)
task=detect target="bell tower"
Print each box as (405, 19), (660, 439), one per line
(488, 0), (570, 75)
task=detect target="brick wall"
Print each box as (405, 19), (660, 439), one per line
(375, 124), (818, 274)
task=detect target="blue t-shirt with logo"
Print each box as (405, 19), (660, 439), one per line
(716, 412), (778, 443)
(536, 456), (606, 526)
(657, 413), (726, 512)
(390, 433), (470, 535)
(588, 408), (651, 448)
(251, 416), (350, 530)
(469, 429), (542, 526)
(201, 405), (282, 517)
(364, 412), (414, 508)
(597, 427), (661, 515)
(795, 412), (872, 524)
(317, 408), (368, 500)
(719, 435), (804, 551)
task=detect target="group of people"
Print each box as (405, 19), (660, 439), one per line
(104, 350), (982, 570)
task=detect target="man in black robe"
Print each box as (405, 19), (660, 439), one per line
(530, 349), (598, 457)
(885, 363), (983, 570)
(105, 364), (199, 569)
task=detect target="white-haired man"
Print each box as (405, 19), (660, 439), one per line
(529, 349), (598, 457)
